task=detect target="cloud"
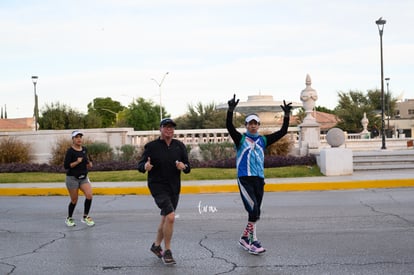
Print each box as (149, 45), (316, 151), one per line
(1, 0), (413, 119)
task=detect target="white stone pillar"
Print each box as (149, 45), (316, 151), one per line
(299, 74), (320, 155)
(319, 128), (353, 176)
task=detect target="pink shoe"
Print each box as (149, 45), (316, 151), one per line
(249, 240), (266, 255)
(238, 236), (250, 251)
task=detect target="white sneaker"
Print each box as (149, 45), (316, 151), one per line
(65, 217), (76, 227)
(81, 216), (95, 226)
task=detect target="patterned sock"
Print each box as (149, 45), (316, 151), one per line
(252, 223), (257, 242)
(242, 222), (254, 239)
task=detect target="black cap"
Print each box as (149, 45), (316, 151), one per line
(160, 118), (177, 127)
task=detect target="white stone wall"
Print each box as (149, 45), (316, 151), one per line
(0, 128), (133, 164)
(1, 127), (412, 164)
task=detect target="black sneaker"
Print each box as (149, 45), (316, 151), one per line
(150, 243), (163, 259)
(162, 249), (176, 265)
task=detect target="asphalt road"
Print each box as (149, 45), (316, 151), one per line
(1, 189), (414, 275)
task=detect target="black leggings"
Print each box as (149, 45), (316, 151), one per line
(237, 176), (264, 222)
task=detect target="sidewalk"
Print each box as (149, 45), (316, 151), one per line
(1, 170), (414, 196)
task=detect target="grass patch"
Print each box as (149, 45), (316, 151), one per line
(0, 165), (322, 184)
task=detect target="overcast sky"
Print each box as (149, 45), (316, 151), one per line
(1, 0), (413, 119)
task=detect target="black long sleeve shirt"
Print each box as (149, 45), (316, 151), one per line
(137, 138), (191, 195)
(63, 146), (90, 178)
(226, 110), (290, 148)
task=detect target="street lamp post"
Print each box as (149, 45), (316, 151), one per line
(376, 17), (386, 149)
(99, 108), (119, 125)
(151, 72), (169, 122)
(385, 77), (390, 132)
(31, 76), (38, 131)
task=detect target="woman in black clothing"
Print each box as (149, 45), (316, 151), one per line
(63, 130), (94, 227)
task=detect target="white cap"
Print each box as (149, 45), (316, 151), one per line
(71, 130), (83, 138)
(245, 114), (260, 123)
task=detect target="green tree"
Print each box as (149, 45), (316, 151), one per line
(67, 109), (85, 129)
(83, 112), (103, 128)
(177, 102), (216, 129)
(125, 97), (167, 130)
(334, 90), (381, 133)
(87, 97), (124, 127)
(113, 109), (129, 127)
(39, 102), (85, 129)
(316, 106), (335, 114)
(175, 102), (244, 129)
(366, 89), (397, 120)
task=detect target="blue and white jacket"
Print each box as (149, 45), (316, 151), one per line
(226, 110), (290, 179)
(236, 134), (267, 178)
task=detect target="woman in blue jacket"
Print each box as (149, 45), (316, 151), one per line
(226, 94), (291, 255)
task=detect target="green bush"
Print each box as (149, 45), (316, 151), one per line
(0, 137), (33, 163)
(198, 142), (235, 161)
(86, 142), (113, 162)
(49, 137), (93, 166)
(196, 134), (294, 161)
(115, 144), (142, 162)
(49, 138), (72, 166)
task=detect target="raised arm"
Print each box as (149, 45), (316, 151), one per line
(226, 94), (242, 147)
(266, 100), (292, 145)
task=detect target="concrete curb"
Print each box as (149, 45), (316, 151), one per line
(2, 178), (414, 196)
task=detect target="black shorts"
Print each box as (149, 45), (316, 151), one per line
(152, 191), (179, 216)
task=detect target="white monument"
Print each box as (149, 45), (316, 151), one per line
(298, 74), (320, 155)
(360, 112), (370, 139)
(319, 128), (353, 176)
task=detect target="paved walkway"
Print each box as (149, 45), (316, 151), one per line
(1, 170), (414, 196)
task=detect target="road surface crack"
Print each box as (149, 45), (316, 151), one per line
(360, 201), (414, 226)
(199, 233), (237, 274)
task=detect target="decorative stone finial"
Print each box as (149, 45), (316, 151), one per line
(300, 74), (318, 122)
(361, 112), (369, 134)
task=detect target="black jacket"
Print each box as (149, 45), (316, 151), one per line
(137, 138), (191, 195)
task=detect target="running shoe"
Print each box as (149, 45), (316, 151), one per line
(249, 240), (266, 255)
(238, 236), (251, 251)
(162, 249), (176, 265)
(150, 243), (163, 259)
(65, 217), (76, 227)
(81, 216), (95, 226)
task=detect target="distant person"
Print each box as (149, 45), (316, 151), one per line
(371, 125), (379, 138)
(226, 94), (292, 255)
(63, 130), (95, 227)
(137, 118), (191, 265)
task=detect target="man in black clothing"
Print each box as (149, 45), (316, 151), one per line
(137, 118), (191, 265)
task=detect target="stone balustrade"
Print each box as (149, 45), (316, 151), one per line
(1, 128), (412, 164)
(127, 127), (300, 146)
